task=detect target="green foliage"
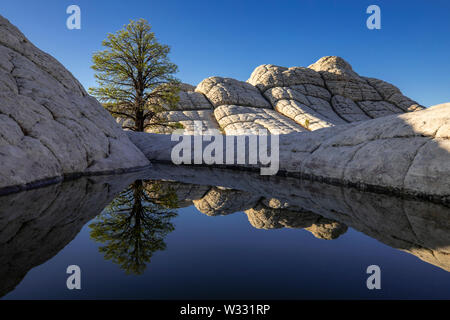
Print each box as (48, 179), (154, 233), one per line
(304, 118), (310, 130)
(89, 180), (178, 275)
(89, 19), (181, 131)
(171, 122), (185, 130)
(144, 181), (180, 209)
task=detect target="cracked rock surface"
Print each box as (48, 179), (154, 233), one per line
(146, 55), (424, 134)
(129, 102), (450, 199)
(144, 83), (220, 134)
(0, 15), (149, 191)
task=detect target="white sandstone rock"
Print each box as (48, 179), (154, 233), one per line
(0, 15), (149, 191)
(128, 103), (450, 199)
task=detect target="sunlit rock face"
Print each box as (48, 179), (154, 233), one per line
(287, 104), (450, 197)
(0, 15), (149, 192)
(195, 77), (305, 134)
(143, 56), (423, 134)
(247, 56), (423, 129)
(126, 53), (450, 199)
(145, 83), (221, 134)
(129, 103), (450, 199)
(308, 56), (422, 112)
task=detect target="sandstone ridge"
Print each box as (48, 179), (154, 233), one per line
(0, 15), (150, 192)
(129, 56), (450, 200)
(146, 55), (424, 134)
(129, 103), (450, 200)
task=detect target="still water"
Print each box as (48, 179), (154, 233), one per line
(1, 164), (450, 299)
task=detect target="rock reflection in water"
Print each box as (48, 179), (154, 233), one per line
(1, 164), (449, 298)
(143, 164), (450, 272)
(246, 199), (348, 240)
(0, 172), (143, 297)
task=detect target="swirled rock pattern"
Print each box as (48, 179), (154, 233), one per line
(247, 56), (423, 129)
(128, 103), (450, 199)
(145, 84), (220, 134)
(0, 15), (149, 192)
(144, 55), (424, 135)
(196, 77), (305, 134)
(176, 85), (212, 110)
(196, 77), (271, 109)
(213, 105), (304, 134)
(147, 110), (220, 134)
(285, 104), (450, 197)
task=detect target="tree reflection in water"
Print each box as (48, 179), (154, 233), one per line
(89, 180), (178, 275)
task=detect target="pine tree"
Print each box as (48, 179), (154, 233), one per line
(90, 19), (180, 132)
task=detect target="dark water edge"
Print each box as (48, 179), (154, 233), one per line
(1, 164), (449, 299)
(149, 160), (450, 206)
(0, 165), (152, 197)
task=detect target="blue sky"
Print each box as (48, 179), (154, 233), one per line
(1, 0), (449, 106)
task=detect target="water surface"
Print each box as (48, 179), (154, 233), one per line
(1, 164), (450, 299)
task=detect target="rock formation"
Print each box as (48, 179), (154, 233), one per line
(245, 200), (348, 240)
(0, 171), (142, 297)
(134, 55), (423, 135)
(2, 163), (450, 297)
(144, 180), (210, 208)
(193, 187), (260, 216)
(1, 14), (447, 201)
(140, 173), (348, 240)
(124, 48), (449, 200)
(129, 102), (450, 200)
(144, 83), (220, 134)
(144, 163), (450, 272)
(0, 15), (149, 193)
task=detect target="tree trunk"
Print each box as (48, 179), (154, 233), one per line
(135, 108), (145, 132)
(135, 82), (145, 132)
